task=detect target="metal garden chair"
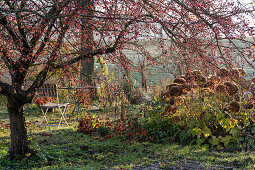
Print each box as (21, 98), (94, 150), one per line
(38, 83), (69, 127)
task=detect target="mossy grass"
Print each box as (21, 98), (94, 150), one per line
(0, 103), (254, 169)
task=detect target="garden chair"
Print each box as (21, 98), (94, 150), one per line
(38, 83), (69, 127)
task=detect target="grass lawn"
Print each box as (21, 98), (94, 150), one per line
(0, 105), (255, 169)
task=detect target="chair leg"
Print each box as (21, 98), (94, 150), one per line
(58, 106), (69, 127)
(39, 108), (49, 126)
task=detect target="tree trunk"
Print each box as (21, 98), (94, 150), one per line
(80, 0), (96, 100)
(7, 98), (30, 159)
(141, 65), (147, 92)
(80, 57), (97, 99)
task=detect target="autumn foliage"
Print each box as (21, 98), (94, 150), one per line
(0, 0), (255, 159)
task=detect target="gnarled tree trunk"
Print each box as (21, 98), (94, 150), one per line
(7, 97), (30, 159)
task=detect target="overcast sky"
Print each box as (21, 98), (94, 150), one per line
(239, 0), (254, 4)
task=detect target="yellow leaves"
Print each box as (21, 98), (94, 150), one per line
(193, 127), (211, 139)
(147, 106), (153, 110)
(192, 128), (203, 139)
(203, 128), (211, 138)
(96, 56), (109, 77)
(92, 122), (97, 128)
(154, 96), (157, 101)
(25, 152), (31, 158)
(197, 129), (202, 139)
(0, 150), (7, 156)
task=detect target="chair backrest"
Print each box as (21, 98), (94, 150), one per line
(38, 83), (58, 97)
(38, 83), (59, 104)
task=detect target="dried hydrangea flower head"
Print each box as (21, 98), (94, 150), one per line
(202, 80), (214, 89)
(166, 83), (179, 91)
(233, 93), (240, 102)
(215, 84), (227, 94)
(224, 81), (238, 96)
(192, 84), (198, 89)
(194, 75), (206, 84)
(185, 75), (195, 83)
(201, 88), (211, 93)
(229, 69), (240, 79)
(174, 96), (184, 105)
(209, 75), (221, 84)
(238, 68), (246, 77)
(229, 101), (240, 113)
(217, 68), (229, 78)
(169, 86), (183, 97)
(173, 78), (186, 85)
(181, 83), (192, 93)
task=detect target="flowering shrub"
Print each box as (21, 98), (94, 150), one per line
(156, 69), (255, 149)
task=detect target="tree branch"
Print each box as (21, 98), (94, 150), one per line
(0, 46), (17, 71)
(0, 80), (14, 97)
(0, 15), (25, 55)
(53, 47), (116, 70)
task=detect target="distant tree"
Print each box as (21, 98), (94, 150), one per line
(0, 0), (254, 159)
(79, 0), (97, 99)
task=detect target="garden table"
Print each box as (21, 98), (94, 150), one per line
(58, 86), (100, 121)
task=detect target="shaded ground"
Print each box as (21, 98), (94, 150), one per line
(1, 127), (254, 169)
(0, 107), (254, 169)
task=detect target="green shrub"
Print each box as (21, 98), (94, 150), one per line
(143, 116), (192, 144)
(97, 126), (110, 137)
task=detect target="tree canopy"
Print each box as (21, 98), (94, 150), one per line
(0, 0), (254, 159)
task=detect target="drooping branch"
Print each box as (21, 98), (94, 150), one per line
(29, 1), (71, 48)
(31, 21), (56, 66)
(25, 65), (50, 97)
(54, 47), (116, 70)
(0, 15), (26, 56)
(0, 46), (17, 71)
(6, 0), (31, 57)
(0, 80), (14, 97)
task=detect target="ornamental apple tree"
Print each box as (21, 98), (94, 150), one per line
(0, 0), (254, 159)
